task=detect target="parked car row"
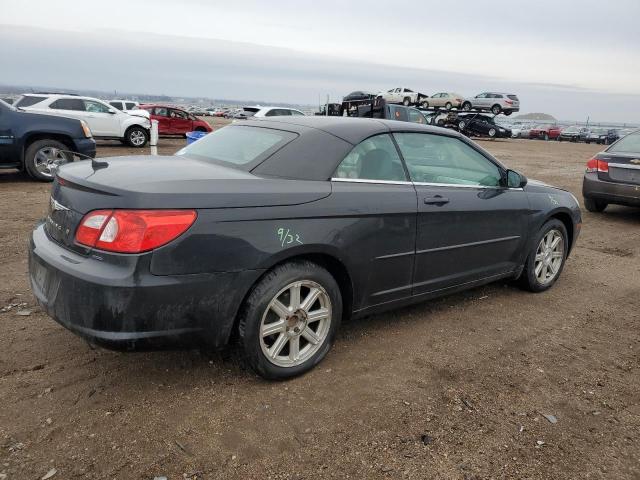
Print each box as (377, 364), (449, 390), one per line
(504, 123), (629, 144)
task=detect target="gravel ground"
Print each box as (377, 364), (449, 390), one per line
(0, 127), (638, 479)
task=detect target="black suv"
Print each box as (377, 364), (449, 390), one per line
(0, 99), (96, 181)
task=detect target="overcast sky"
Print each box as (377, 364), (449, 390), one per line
(2, 0), (639, 122)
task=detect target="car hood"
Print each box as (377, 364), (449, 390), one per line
(125, 110), (150, 119)
(55, 156), (331, 213)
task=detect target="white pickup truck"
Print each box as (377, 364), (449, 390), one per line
(377, 87), (429, 107)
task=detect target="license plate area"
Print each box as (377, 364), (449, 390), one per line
(609, 166), (640, 186)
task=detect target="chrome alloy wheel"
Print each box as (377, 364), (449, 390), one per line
(534, 229), (564, 285)
(34, 147), (69, 178)
(129, 129), (146, 146)
(260, 280), (332, 368)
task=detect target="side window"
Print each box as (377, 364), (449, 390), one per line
(109, 102), (123, 110)
(154, 107), (169, 116)
(50, 98), (85, 111)
(394, 133), (502, 187)
(84, 100), (111, 113)
(125, 102), (136, 110)
(333, 134), (406, 182)
(170, 109), (188, 119)
(290, 110), (304, 116)
(408, 109), (427, 124)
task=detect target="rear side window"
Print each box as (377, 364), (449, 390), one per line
(607, 132), (640, 154)
(394, 133), (501, 187)
(176, 125), (297, 168)
(50, 98), (85, 111)
(125, 102), (136, 109)
(333, 134), (406, 182)
(15, 96), (47, 107)
(109, 102), (123, 110)
(507, 95), (519, 101)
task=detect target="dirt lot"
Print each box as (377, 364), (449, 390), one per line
(0, 130), (639, 480)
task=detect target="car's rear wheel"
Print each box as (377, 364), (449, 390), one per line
(238, 261), (342, 380)
(584, 196), (607, 213)
(462, 102), (472, 111)
(24, 139), (73, 182)
(125, 126), (148, 148)
(445, 102), (453, 110)
(491, 104), (502, 115)
(403, 97), (411, 106)
(519, 219), (568, 292)
(458, 120), (467, 131)
(488, 128), (497, 137)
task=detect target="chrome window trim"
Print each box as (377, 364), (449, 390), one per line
(330, 178), (413, 185)
(330, 178), (523, 190)
(608, 162), (640, 171)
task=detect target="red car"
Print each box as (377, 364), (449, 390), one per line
(528, 124), (562, 141)
(139, 105), (213, 136)
(537, 125), (562, 141)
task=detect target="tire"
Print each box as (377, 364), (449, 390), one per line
(24, 139), (73, 182)
(458, 120), (466, 131)
(195, 127), (207, 132)
(519, 219), (568, 293)
(504, 111), (513, 116)
(421, 101), (429, 109)
(125, 126), (148, 148)
(403, 97), (411, 106)
(558, 136), (563, 142)
(488, 128), (497, 138)
(462, 102), (472, 111)
(445, 102), (453, 110)
(584, 196), (607, 213)
(491, 104), (502, 115)
(437, 119), (445, 126)
(238, 260), (342, 380)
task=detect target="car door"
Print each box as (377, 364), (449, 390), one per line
(0, 103), (16, 163)
(330, 133), (417, 308)
(473, 93), (488, 109)
(169, 109), (192, 134)
(393, 131), (529, 295)
(83, 100), (119, 137)
(431, 93), (443, 108)
(151, 107), (171, 134)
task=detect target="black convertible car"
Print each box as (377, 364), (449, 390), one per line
(29, 117), (581, 379)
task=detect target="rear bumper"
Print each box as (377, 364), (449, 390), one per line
(29, 223), (262, 350)
(72, 137), (96, 159)
(583, 173), (640, 207)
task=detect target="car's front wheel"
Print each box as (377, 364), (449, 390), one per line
(403, 97), (411, 106)
(421, 100), (429, 109)
(584, 196), (607, 212)
(445, 102), (453, 110)
(125, 126), (148, 148)
(519, 219), (568, 292)
(462, 102), (472, 111)
(488, 128), (497, 138)
(24, 139), (73, 182)
(238, 261), (342, 380)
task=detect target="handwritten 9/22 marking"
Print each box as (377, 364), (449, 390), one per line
(277, 228), (303, 247)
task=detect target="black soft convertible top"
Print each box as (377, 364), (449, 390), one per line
(248, 116), (463, 181)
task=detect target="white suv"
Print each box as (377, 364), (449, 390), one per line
(461, 92), (520, 116)
(15, 94), (151, 147)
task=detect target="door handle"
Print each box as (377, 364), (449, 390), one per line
(424, 195), (449, 205)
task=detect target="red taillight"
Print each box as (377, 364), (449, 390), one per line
(586, 158), (608, 173)
(75, 209), (197, 253)
(505, 99), (513, 105)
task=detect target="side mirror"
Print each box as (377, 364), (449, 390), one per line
(506, 169), (527, 188)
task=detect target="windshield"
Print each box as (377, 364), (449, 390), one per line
(0, 98), (15, 111)
(564, 126), (579, 133)
(607, 131), (640, 154)
(176, 125), (297, 169)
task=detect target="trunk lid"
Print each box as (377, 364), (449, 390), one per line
(47, 155), (331, 252)
(597, 152), (640, 185)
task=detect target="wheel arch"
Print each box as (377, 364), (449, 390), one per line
(22, 132), (76, 166)
(227, 249), (355, 345)
(547, 209), (575, 256)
